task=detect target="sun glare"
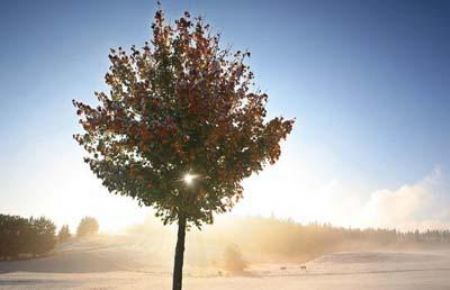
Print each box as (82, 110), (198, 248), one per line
(183, 173), (197, 185)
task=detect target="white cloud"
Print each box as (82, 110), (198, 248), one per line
(234, 146), (450, 231)
(359, 168), (450, 231)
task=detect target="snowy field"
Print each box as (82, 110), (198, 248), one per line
(1, 249), (449, 289)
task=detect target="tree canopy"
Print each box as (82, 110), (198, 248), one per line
(0, 214), (56, 259)
(76, 217), (99, 237)
(58, 224), (71, 243)
(73, 9), (294, 228)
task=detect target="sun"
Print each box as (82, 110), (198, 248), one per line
(183, 173), (197, 185)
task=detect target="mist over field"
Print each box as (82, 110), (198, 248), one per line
(1, 217), (450, 289)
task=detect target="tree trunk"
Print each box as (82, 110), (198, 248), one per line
(172, 215), (186, 290)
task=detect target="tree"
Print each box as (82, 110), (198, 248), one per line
(58, 224), (71, 243)
(76, 217), (99, 238)
(0, 214), (29, 259)
(28, 217), (57, 257)
(0, 214), (57, 260)
(73, 7), (293, 290)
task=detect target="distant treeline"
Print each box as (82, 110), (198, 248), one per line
(0, 214), (56, 260)
(0, 214), (99, 261)
(240, 218), (450, 258)
(195, 217), (450, 262)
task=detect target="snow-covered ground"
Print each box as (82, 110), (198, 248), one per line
(1, 254), (450, 290)
(0, 236), (449, 289)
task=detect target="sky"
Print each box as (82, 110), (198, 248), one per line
(0, 0), (449, 232)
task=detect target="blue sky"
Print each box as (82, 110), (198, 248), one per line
(1, 0), (449, 231)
